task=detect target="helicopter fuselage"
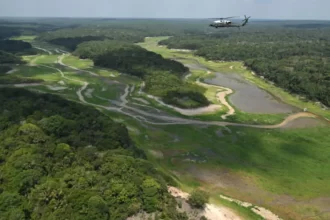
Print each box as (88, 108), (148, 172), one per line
(214, 19), (231, 24)
(209, 15), (250, 28)
(209, 19), (235, 28)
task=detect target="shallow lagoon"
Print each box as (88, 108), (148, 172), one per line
(205, 72), (299, 113)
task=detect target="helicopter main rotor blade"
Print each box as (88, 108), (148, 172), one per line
(208, 16), (239, 20)
(222, 16), (240, 19)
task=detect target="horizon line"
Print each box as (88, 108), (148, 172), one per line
(0, 16), (330, 21)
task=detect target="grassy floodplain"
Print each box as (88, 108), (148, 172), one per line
(133, 122), (330, 220)
(5, 35), (330, 220)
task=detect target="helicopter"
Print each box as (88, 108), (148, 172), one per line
(209, 15), (251, 29)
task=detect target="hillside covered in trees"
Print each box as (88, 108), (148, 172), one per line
(0, 50), (23, 65)
(73, 40), (209, 108)
(0, 49), (25, 76)
(0, 40), (37, 55)
(0, 24), (38, 74)
(0, 23), (47, 82)
(0, 20), (56, 39)
(37, 26), (168, 51)
(0, 51), (42, 84)
(0, 41), (36, 82)
(36, 19), (206, 51)
(0, 19), (60, 74)
(159, 28), (330, 107)
(74, 40), (188, 77)
(0, 88), (189, 220)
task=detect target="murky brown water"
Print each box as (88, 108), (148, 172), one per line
(205, 72), (298, 113)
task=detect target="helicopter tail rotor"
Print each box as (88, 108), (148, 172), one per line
(241, 15), (251, 26)
(242, 15), (251, 21)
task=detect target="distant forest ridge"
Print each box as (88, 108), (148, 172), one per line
(2, 18), (330, 107)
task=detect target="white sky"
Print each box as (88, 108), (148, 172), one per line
(0, 0), (329, 20)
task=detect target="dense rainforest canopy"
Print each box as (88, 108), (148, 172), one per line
(0, 50), (23, 65)
(0, 21), (55, 40)
(0, 88), (190, 220)
(74, 40), (188, 77)
(37, 27), (157, 51)
(0, 40), (37, 55)
(36, 19), (206, 51)
(0, 47), (25, 76)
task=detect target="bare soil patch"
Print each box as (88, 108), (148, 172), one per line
(168, 186), (242, 220)
(148, 149), (164, 159)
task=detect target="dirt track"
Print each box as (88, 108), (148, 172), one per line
(196, 78), (235, 119)
(217, 88), (235, 119)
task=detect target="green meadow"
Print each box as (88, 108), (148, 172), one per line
(10, 35), (36, 42)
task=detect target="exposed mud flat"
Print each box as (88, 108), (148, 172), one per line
(126, 125), (140, 134)
(84, 88), (94, 98)
(46, 85), (67, 91)
(175, 165), (330, 219)
(184, 63), (208, 71)
(12, 83), (42, 87)
(126, 212), (157, 220)
(181, 152), (207, 163)
(220, 195), (282, 220)
(58, 80), (65, 85)
(148, 150), (164, 159)
(280, 117), (329, 129)
(6, 68), (18, 74)
(170, 48), (194, 52)
(205, 72), (298, 114)
(173, 167), (283, 219)
(127, 102), (170, 116)
(132, 97), (150, 105)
